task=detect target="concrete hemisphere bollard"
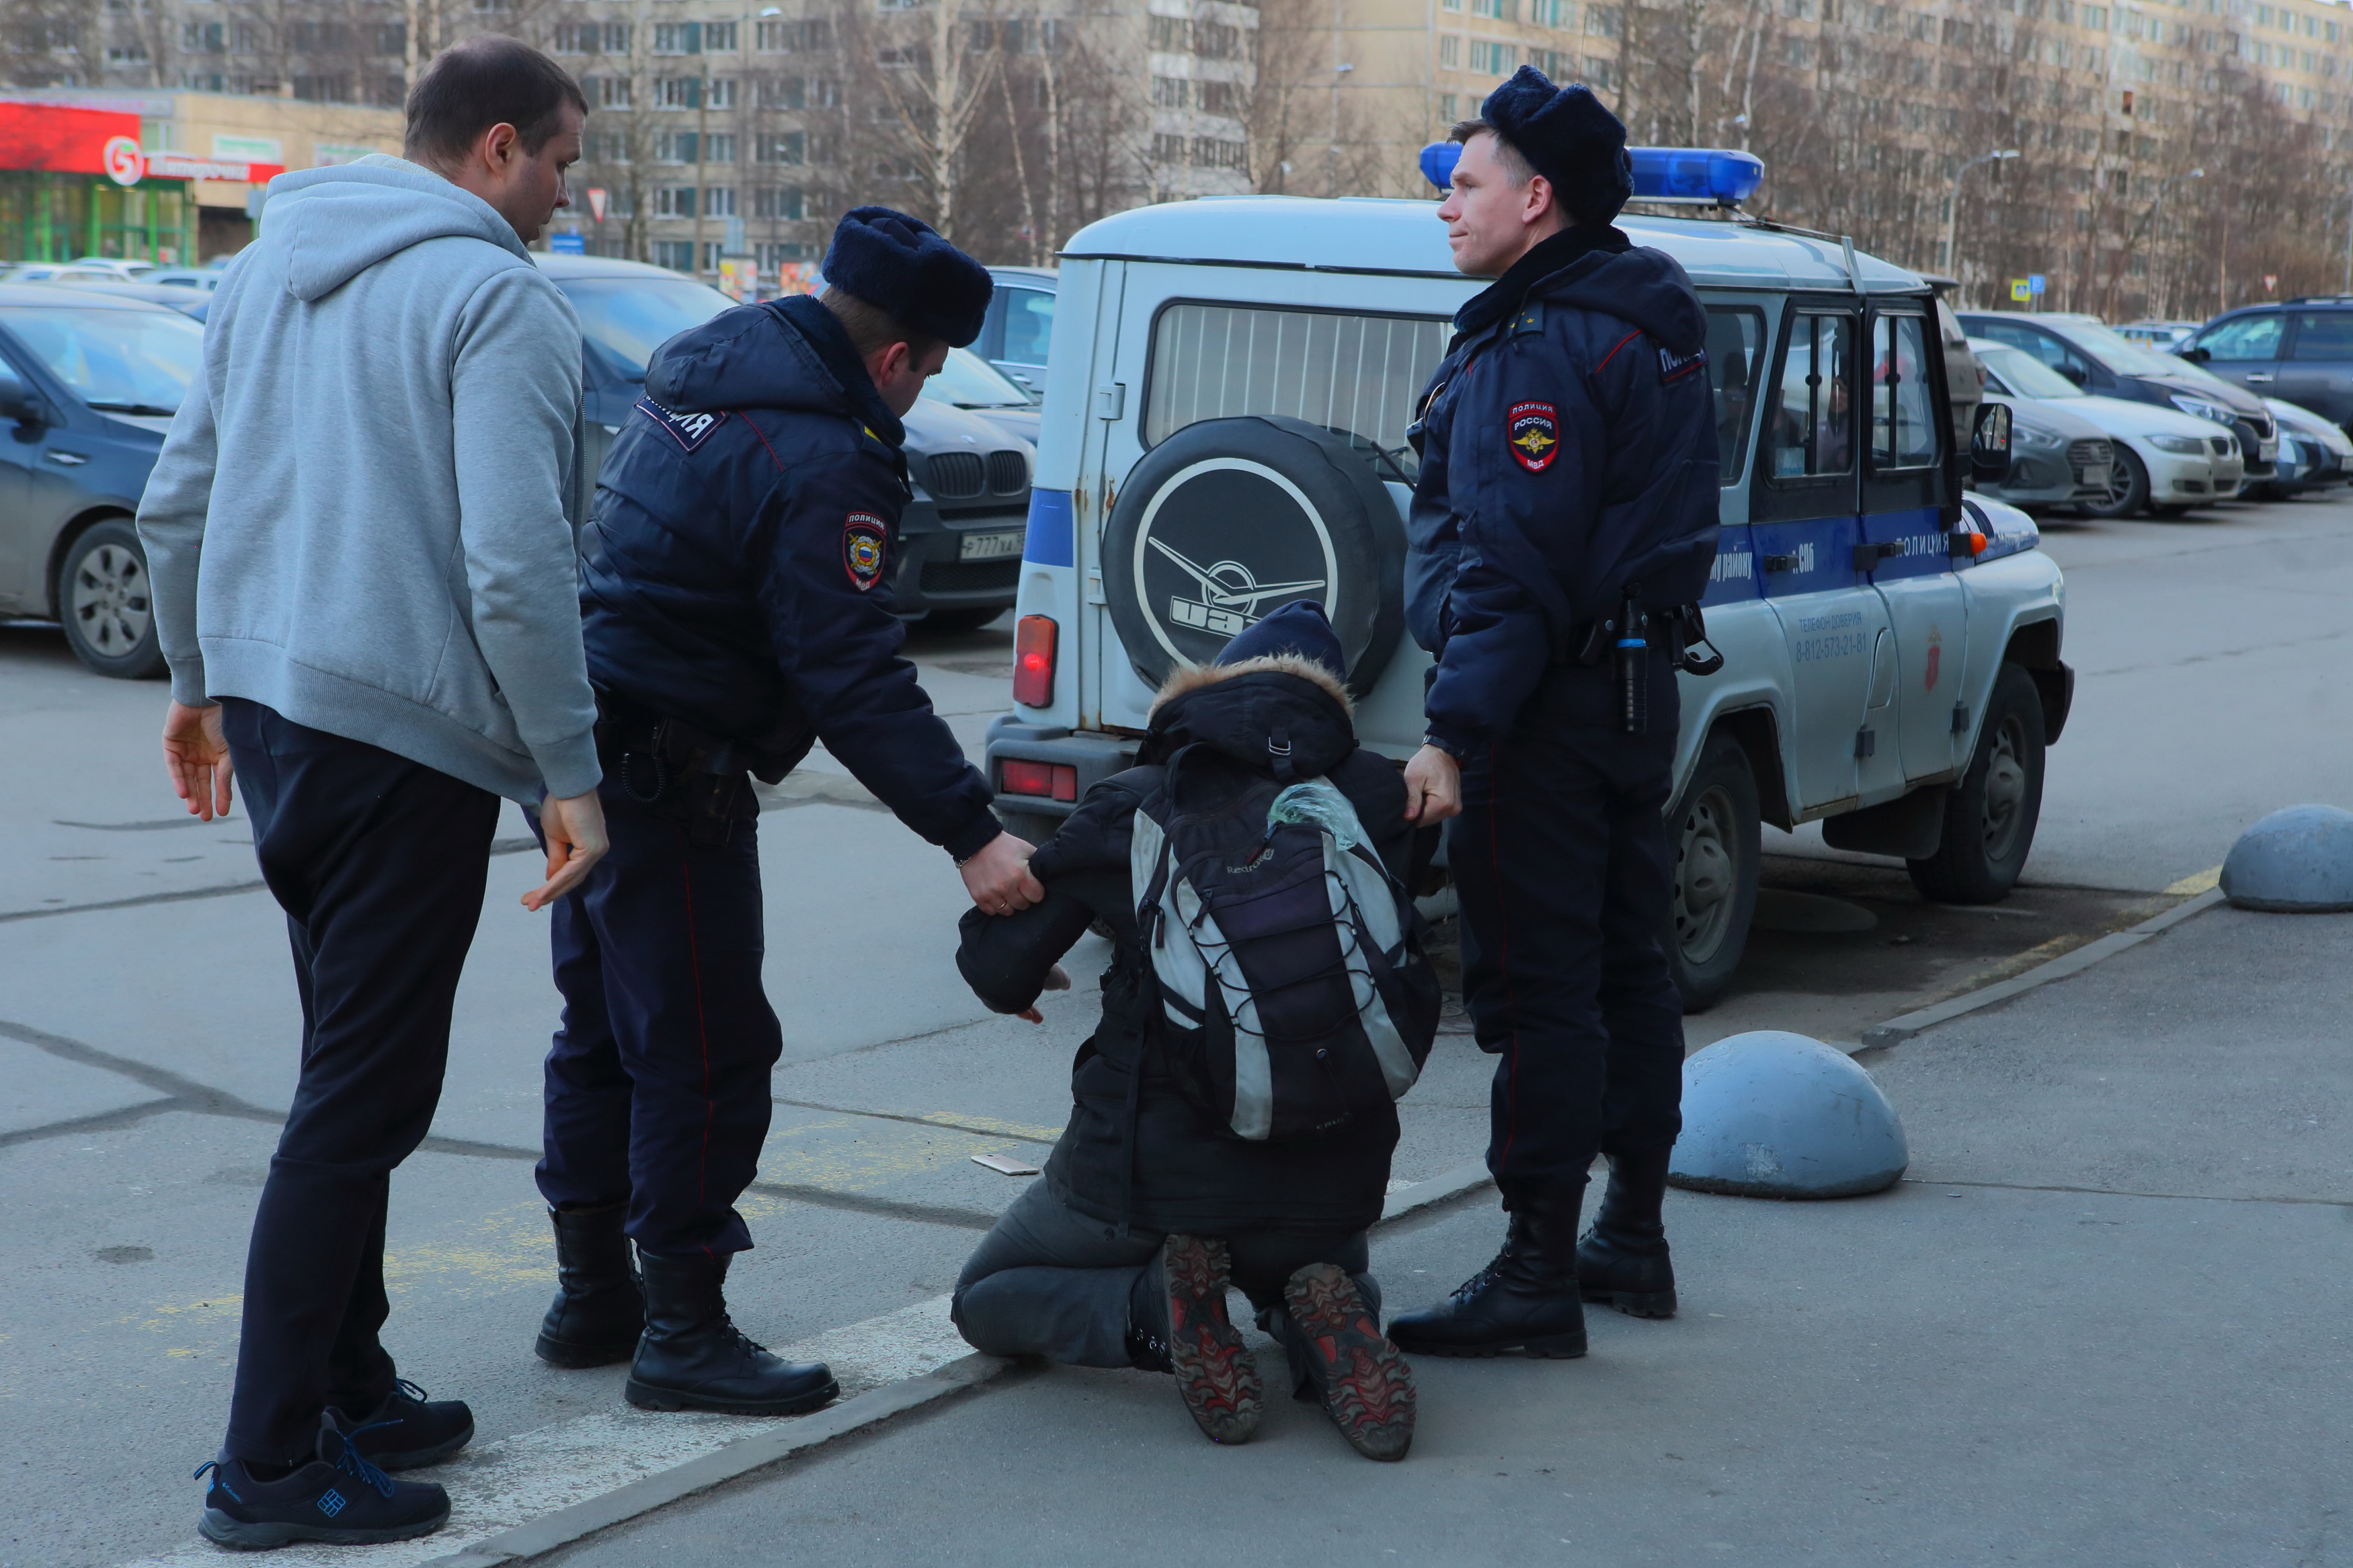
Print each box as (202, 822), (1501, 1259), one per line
(2219, 804), (2353, 913)
(1667, 1031), (1908, 1199)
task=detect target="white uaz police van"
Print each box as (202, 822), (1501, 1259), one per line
(984, 149), (2071, 1010)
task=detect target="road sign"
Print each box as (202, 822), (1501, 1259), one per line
(549, 231), (586, 255)
(2028, 273), (2046, 295)
(586, 187), (608, 224)
(2011, 278), (2034, 302)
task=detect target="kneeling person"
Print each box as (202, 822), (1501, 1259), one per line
(951, 604), (1434, 1461)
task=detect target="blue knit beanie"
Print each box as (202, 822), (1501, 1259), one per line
(1215, 599), (1347, 681)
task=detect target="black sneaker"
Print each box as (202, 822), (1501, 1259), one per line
(332, 1378), (474, 1470)
(196, 1416), (450, 1549)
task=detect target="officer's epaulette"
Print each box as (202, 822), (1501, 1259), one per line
(1509, 300), (1546, 337)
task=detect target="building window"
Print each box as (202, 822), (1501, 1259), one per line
(1439, 91), (1458, 118)
(107, 44), (150, 63)
(656, 76), (702, 108)
(1197, 80), (1240, 114)
(705, 187), (737, 217)
(756, 132), (807, 164)
(182, 21), (225, 52)
(1470, 39), (1519, 73)
(1584, 4), (1621, 36)
(754, 186), (804, 219)
(657, 130), (699, 163)
(292, 73), (353, 101)
(705, 20), (737, 51)
(1152, 75), (1191, 108)
(594, 77), (632, 109)
(586, 131), (630, 163)
(654, 241), (696, 272)
(655, 188), (697, 218)
(655, 22), (701, 54)
(1439, 33), (1462, 65)
(758, 77), (805, 108)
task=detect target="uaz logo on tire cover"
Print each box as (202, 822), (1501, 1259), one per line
(1133, 458), (1334, 655)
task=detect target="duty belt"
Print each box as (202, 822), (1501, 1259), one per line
(592, 693), (758, 845)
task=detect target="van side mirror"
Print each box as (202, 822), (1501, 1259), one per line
(1969, 401), (2011, 487)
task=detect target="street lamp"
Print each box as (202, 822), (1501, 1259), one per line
(1942, 148), (2019, 289)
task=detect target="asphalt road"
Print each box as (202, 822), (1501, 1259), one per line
(2, 489), (2348, 1567)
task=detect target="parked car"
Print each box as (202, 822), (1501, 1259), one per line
(987, 167), (2073, 1012)
(2115, 319), (2199, 352)
(1970, 338), (2241, 515)
(1968, 389), (2114, 512)
(2175, 298), (2353, 437)
(1958, 309), (2278, 481)
(0, 285), (204, 677)
(145, 270), (223, 292)
(69, 257), (155, 278)
(2253, 397), (2353, 499)
(979, 265), (1056, 399)
(52, 279), (210, 321)
(532, 252), (1033, 629)
(2, 263), (125, 285)
(932, 347), (1041, 446)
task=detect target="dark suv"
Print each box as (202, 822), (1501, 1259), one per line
(536, 253), (1033, 630)
(1958, 309), (2278, 480)
(2176, 299), (2353, 437)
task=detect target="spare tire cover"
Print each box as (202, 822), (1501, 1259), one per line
(1103, 415), (1406, 696)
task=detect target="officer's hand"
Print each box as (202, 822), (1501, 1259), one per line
(1015, 963), (1073, 1024)
(162, 701), (235, 821)
(525, 790), (609, 911)
(962, 831), (1046, 915)
(1402, 745), (1462, 826)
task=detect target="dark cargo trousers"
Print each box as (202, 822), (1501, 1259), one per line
(217, 698), (502, 1464)
(953, 1180), (1378, 1368)
(1447, 667), (1687, 1203)
(535, 779), (781, 1258)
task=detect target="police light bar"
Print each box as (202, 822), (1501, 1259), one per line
(1626, 147), (1764, 207)
(1417, 140), (1763, 209)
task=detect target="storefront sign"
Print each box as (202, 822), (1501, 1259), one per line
(0, 102), (144, 175)
(148, 151), (284, 182)
(104, 136), (145, 185)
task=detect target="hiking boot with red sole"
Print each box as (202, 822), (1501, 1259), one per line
(1160, 1235), (1263, 1445)
(1281, 1262), (1416, 1462)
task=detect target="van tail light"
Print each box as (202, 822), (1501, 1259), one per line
(1013, 614), (1057, 707)
(1000, 759), (1078, 802)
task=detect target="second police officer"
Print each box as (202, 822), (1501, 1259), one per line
(528, 208), (1047, 1413)
(1386, 70), (1722, 1359)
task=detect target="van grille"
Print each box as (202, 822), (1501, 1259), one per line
(926, 452), (986, 499)
(988, 450), (1027, 495)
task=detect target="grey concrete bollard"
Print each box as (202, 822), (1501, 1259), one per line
(1667, 1031), (1908, 1199)
(2219, 804), (2353, 913)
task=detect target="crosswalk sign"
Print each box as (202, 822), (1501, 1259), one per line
(2011, 278), (2034, 302)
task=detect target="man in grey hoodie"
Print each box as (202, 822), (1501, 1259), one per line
(138, 38), (604, 1550)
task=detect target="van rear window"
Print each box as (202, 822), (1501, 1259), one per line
(1144, 302), (1449, 470)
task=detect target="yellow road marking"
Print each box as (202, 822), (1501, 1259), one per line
(2163, 864), (2223, 897)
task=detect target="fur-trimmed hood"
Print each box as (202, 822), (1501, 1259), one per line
(1138, 655), (1358, 779)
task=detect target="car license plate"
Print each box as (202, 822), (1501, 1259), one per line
(2078, 466), (2105, 486)
(959, 530), (1025, 561)
(2259, 438), (2278, 461)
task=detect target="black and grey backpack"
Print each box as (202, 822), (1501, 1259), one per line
(1131, 751), (1442, 1142)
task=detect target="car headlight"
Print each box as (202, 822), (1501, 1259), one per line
(2147, 434), (2208, 455)
(2167, 394), (2235, 427)
(2013, 423), (2065, 451)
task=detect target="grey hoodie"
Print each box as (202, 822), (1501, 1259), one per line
(137, 155), (600, 803)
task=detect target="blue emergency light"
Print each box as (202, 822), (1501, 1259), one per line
(1418, 140), (1764, 209)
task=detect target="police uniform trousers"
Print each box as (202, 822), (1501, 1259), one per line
(536, 773), (780, 1257)
(216, 698), (502, 1464)
(1447, 657), (1687, 1201)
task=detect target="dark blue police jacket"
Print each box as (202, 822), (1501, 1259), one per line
(579, 294), (1000, 860)
(1407, 225), (1720, 753)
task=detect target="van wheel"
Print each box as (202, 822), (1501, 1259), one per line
(1907, 662), (2045, 904)
(1663, 731), (1761, 1014)
(58, 519), (167, 680)
(2081, 447), (2151, 520)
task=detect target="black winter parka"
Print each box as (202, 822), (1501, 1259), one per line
(579, 294), (998, 859)
(957, 657), (1412, 1237)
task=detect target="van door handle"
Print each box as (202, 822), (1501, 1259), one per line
(1852, 541), (1902, 572)
(1761, 552), (1800, 573)
(2243, 372), (2274, 384)
(44, 450), (88, 466)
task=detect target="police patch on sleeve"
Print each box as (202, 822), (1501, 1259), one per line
(636, 396), (729, 454)
(1508, 401), (1560, 473)
(842, 513), (888, 591)
(1657, 344), (1709, 383)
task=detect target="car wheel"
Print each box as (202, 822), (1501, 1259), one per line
(58, 518), (167, 679)
(2079, 446), (2151, 520)
(1907, 662), (2046, 905)
(1663, 729), (1761, 1014)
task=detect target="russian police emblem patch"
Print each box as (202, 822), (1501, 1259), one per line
(843, 513), (888, 591)
(1508, 401), (1560, 473)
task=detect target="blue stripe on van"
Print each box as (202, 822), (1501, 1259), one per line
(1858, 505), (1950, 581)
(1703, 524), (1761, 608)
(1752, 514), (1862, 595)
(1022, 489), (1075, 568)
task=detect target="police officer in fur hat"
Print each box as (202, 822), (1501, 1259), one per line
(526, 207), (1043, 1415)
(1387, 71), (1720, 1358)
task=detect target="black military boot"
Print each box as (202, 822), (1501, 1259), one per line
(534, 1204), (647, 1368)
(1577, 1148), (1677, 1320)
(625, 1251), (839, 1415)
(1386, 1192), (1587, 1359)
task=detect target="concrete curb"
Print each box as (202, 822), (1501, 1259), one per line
(1380, 1159), (1496, 1222)
(1856, 886), (2226, 1051)
(414, 1355), (1012, 1568)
